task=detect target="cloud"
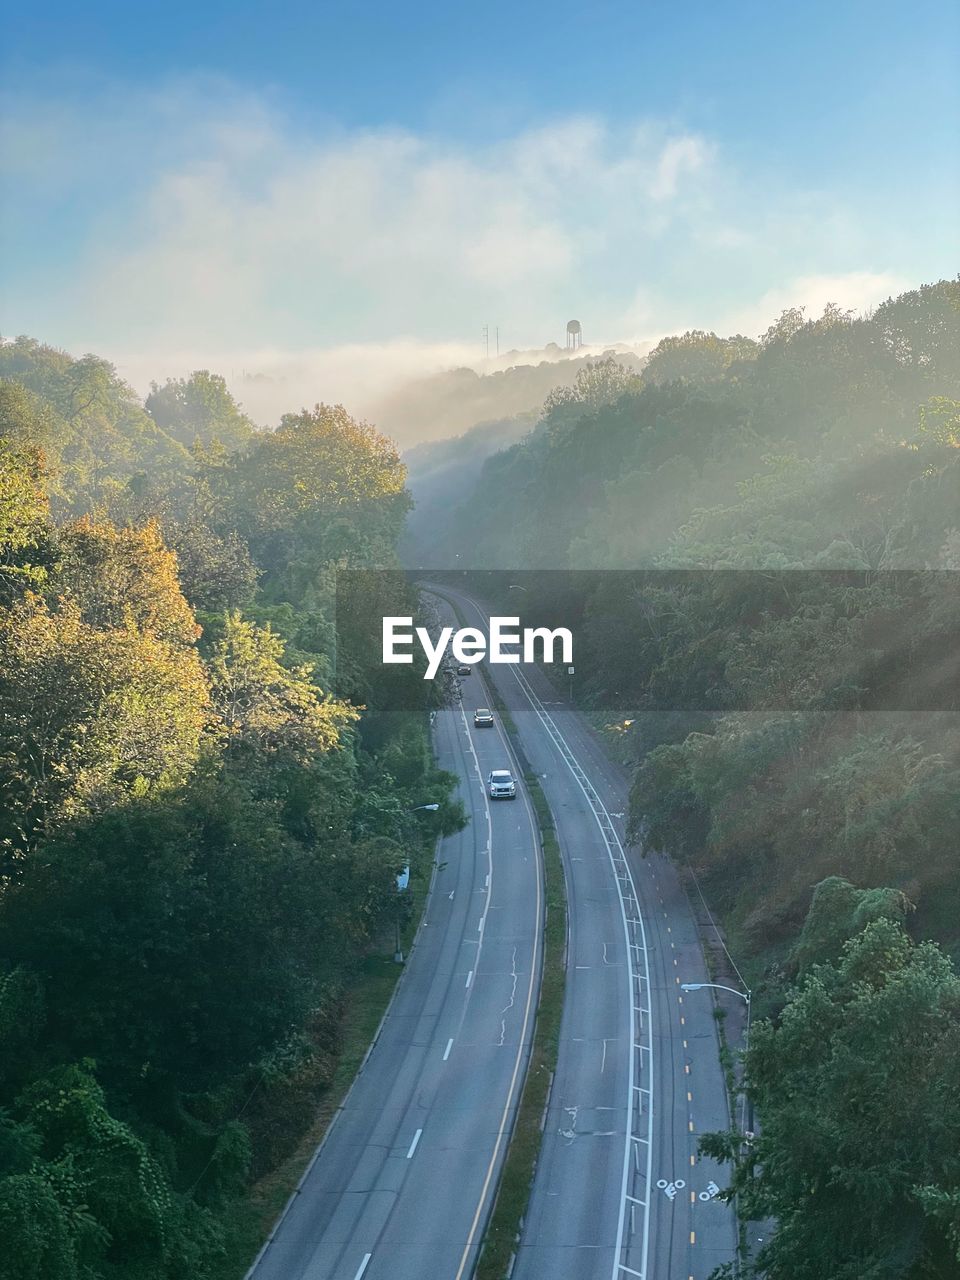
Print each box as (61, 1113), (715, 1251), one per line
(724, 271), (912, 337)
(112, 338), (490, 429)
(651, 135), (712, 200)
(2, 82), (716, 358)
(0, 78), (945, 435)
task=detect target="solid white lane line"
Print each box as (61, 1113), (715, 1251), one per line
(406, 1129), (423, 1159)
(353, 1254), (372, 1280)
(443, 1038), (453, 1061)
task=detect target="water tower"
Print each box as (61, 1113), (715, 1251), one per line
(566, 319), (582, 350)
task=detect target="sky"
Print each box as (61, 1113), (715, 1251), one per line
(1, 0), (958, 423)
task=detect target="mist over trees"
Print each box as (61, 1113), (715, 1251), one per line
(368, 345), (646, 448)
(418, 278), (960, 1278)
(0, 276), (956, 1278)
(0, 340), (457, 1278)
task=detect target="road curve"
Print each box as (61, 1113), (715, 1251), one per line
(442, 586), (738, 1280)
(247, 647), (543, 1280)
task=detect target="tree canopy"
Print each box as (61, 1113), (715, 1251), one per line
(0, 336), (454, 1278)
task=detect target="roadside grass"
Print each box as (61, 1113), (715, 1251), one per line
(214, 955), (405, 1278)
(213, 790), (441, 1278)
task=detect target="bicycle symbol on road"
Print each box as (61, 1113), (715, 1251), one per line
(657, 1177), (722, 1203)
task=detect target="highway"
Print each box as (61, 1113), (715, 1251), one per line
(247, 641), (544, 1280)
(249, 582), (738, 1280)
(443, 586), (738, 1280)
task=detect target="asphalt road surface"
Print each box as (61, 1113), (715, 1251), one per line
(443, 586), (738, 1280)
(247, 646), (544, 1280)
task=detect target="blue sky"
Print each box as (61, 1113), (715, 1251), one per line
(1, 0), (958, 419)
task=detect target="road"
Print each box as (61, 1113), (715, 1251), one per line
(442, 586), (739, 1280)
(247, 642), (544, 1280)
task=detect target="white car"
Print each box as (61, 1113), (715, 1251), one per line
(488, 769), (517, 800)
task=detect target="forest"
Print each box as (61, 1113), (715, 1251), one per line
(421, 279), (960, 1278)
(2, 276), (958, 1280)
(0, 341), (459, 1278)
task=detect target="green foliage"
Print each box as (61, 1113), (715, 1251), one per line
(440, 279), (960, 571)
(0, 442), (52, 602)
(145, 372), (256, 453)
(643, 329), (759, 385)
(0, 594), (209, 861)
(429, 278), (960, 1274)
(0, 333), (454, 1278)
(0, 1172), (78, 1280)
(161, 521), (258, 613)
(790, 876), (911, 973)
(208, 611), (355, 758)
(227, 403), (410, 580)
(0, 339), (186, 514)
(53, 518), (201, 646)
(709, 919), (960, 1279)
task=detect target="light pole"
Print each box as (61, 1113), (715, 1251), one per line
(680, 983), (752, 1132)
(395, 806), (440, 961)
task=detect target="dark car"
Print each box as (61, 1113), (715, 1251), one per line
(474, 707), (494, 728)
(457, 664), (471, 676)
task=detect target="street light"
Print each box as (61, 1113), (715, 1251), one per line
(680, 983), (750, 1002)
(507, 584), (527, 592)
(680, 982), (752, 1131)
(395, 806), (439, 962)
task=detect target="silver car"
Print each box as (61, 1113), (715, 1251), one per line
(488, 769), (517, 800)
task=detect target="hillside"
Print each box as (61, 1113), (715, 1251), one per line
(424, 281), (960, 952)
(367, 345), (647, 447)
(0, 340), (460, 1279)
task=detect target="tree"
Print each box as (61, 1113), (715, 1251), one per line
(0, 340), (185, 513)
(0, 444), (52, 603)
(0, 595), (209, 861)
(145, 372), (256, 453)
(790, 876), (911, 972)
(643, 330), (759, 384)
(163, 520), (259, 612)
(227, 403), (411, 580)
(703, 918), (960, 1279)
(53, 518), (201, 646)
(208, 611), (355, 759)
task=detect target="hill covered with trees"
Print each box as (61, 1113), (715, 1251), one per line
(0, 340), (458, 1279)
(420, 279), (960, 1278)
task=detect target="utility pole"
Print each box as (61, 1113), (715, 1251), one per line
(496, 326), (499, 357)
(482, 324), (489, 359)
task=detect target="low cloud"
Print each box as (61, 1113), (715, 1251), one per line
(725, 271), (911, 338)
(113, 338), (488, 429)
(0, 78), (944, 437)
(2, 83), (716, 363)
